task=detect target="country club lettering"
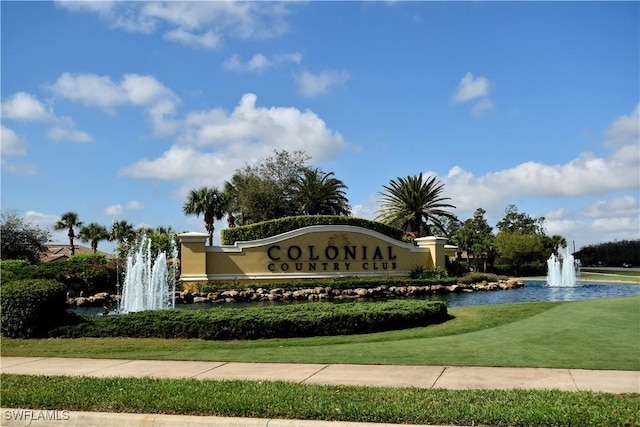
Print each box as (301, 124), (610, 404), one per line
(267, 245), (398, 272)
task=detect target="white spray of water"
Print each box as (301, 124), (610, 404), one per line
(119, 236), (178, 313)
(546, 245), (579, 288)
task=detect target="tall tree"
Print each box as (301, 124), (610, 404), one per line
(225, 150), (311, 224)
(110, 220), (136, 245)
(496, 204), (545, 235)
(53, 211), (82, 255)
(291, 168), (351, 216)
(0, 210), (51, 263)
(376, 173), (457, 236)
(183, 187), (226, 246)
(78, 222), (110, 253)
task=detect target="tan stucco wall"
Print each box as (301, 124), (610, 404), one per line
(180, 225), (455, 283)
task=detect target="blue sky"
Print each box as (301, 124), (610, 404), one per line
(2, 1), (639, 254)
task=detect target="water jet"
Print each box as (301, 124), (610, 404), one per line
(546, 246), (580, 287)
(119, 236), (178, 313)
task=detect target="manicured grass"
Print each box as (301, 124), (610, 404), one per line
(579, 272), (640, 283)
(2, 374), (639, 427)
(3, 297), (639, 370)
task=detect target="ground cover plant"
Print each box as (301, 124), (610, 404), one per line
(1, 374), (638, 427)
(4, 297), (639, 370)
(49, 300), (448, 340)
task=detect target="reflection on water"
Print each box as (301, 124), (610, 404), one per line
(69, 281), (640, 316)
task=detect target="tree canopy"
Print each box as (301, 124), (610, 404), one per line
(376, 173), (457, 236)
(0, 210), (51, 263)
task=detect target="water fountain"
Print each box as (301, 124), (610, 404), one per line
(546, 245), (579, 287)
(119, 235), (178, 313)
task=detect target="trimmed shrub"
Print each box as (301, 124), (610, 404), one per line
(458, 272), (499, 284)
(1, 279), (67, 338)
(50, 300), (448, 340)
(222, 216), (404, 245)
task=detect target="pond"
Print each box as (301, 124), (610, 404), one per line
(432, 280), (640, 307)
(70, 280), (640, 316)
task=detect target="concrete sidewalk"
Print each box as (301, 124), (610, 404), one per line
(1, 356), (638, 427)
(2, 356), (638, 393)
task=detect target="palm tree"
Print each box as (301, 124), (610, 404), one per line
(376, 173), (457, 236)
(183, 187), (226, 246)
(291, 168), (351, 216)
(78, 222), (110, 253)
(53, 212), (82, 256)
(110, 220), (136, 245)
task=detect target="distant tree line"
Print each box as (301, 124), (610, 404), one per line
(575, 240), (639, 267)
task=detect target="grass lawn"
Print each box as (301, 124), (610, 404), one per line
(2, 374), (638, 427)
(3, 296), (639, 426)
(3, 296), (639, 370)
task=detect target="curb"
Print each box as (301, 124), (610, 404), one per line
(0, 409), (458, 427)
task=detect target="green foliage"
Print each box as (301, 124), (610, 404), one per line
(0, 210), (51, 263)
(77, 222), (110, 253)
(410, 265), (448, 280)
(0, 256), (118, 295)
(576, 239), (640, 267)
(494, 231), (545, 275)
(51, 300), (448, 340)
(183, 187), (226, 245)
(376, 173), (457, 236)
(458, 272), (500, 284)
(0, 279), (67, 338)
(222, 215), (404, 244)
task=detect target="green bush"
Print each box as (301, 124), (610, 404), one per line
(458, 272), (499, 284)
(221, 216), (404, 245)
(50, 300), (448, 340)
(0, 279), (67, 338)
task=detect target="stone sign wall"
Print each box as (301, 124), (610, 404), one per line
(179, 225), (457, 283)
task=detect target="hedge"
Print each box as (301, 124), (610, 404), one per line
(221, 216), (404, 245)
(50, 300), (448, 340)
(0, 279), (67, 338)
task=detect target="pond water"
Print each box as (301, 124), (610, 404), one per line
(70, 280), (640, 316)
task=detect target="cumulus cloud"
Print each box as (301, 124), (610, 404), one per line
(48, 72), (180, 135)
(1, 125), (27, 156)
(1, 92), (52, 122)
(1, 92), (92, 144)
(451, 72), (494, 115)
(223, 52), (302, 73)
(423, 105), (640, 248)
(297, 70), (351, 97)
(104, 200), (145, 217)
(119, 93), (345, 194)
(57, 1), (293, 49)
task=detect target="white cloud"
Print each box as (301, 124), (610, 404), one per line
(119, 93), (345, 195)
(1, 91), (92, 144)
(416, 105), (640, 249)
(452, 72), (490, 103)
(604, 103), (639, 148)
(1, 125), (27, 156)
(57, 1), (293, 49)
(48, 72), (180, 135)
(297, 70), (351, 97)
(451, 72), (494, 115)
(48, 126), (92, 143)
(0, 158), (37, 176)
(471, 97), (495, 116)
(1, 92), (52, 122)
(164, 28), (222, 49)
(223, 52), (302, 73)
(104, 200), (144, 217)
